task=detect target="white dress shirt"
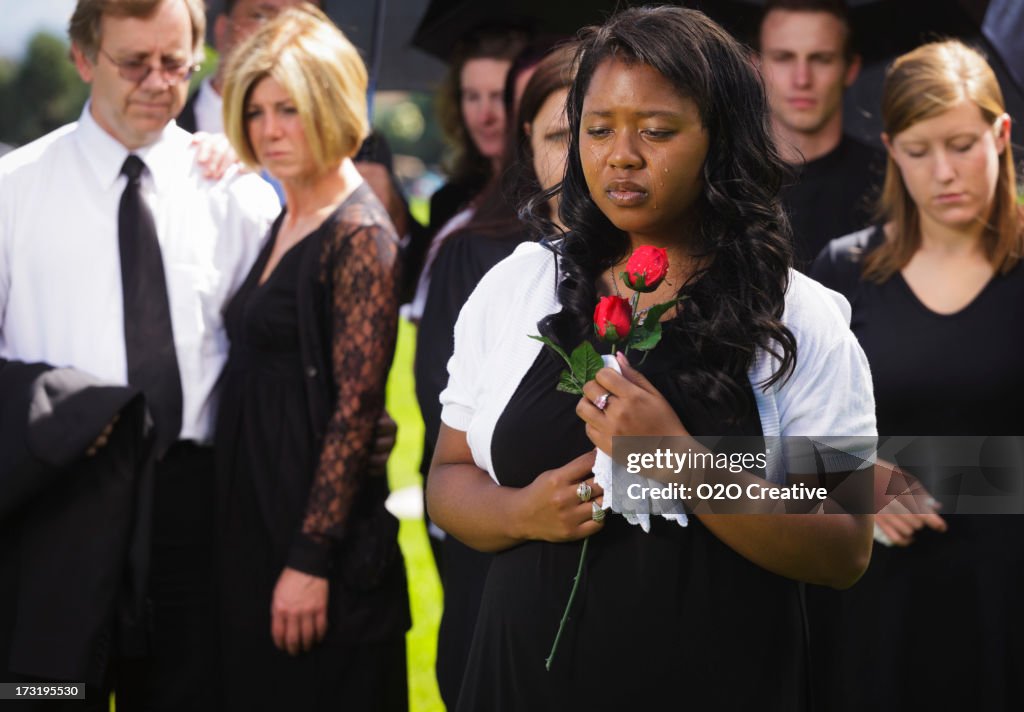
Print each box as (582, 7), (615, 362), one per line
(0, 106), (279, 443)
(193, 78), (225, 134)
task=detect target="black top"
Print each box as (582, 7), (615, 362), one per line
(807, 227), (1024, 712)
(427, 179), (480, 237)
(783, 135), (884, 271)
(456, 330), (808, 711)
(811, 226), (1024, 436)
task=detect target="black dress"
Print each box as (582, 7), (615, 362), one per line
(215, 197), (408, 712)
(808, 227), (1024, 711)
(456, 330), (809, 711)
(414, 227), (534, 707)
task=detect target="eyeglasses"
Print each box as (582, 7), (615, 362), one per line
(98, 47), (200, 86)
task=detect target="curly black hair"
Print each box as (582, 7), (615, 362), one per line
(535, 6), (797, 417)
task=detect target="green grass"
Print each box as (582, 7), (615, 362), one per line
(386, 319), (445, 712)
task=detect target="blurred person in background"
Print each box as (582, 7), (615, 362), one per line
(403, 27), (527, 320)
(415, 43), (578, 708)
(217, 5), (408, 710)
(756, 0), (884, 268)
(809, 39), (1024, 711)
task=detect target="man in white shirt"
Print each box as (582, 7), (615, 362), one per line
(0, 0), (278, 708)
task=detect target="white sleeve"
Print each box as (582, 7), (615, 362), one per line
(777, 328), (877, 474)
(438, 241), (554, 438)
(778, 329), (876, 438)
(437, 241), (537, 433)
(770, 274), (877, 475)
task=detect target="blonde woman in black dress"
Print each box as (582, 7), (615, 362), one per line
(217, 6), (408, 710)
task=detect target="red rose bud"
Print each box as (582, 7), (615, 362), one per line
(593, 295), (632, 343)
(622, 245), (669, 292)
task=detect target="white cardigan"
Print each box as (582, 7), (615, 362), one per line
(440, 241), (876, 485)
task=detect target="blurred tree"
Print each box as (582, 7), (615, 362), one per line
(0, 32), (88, 147)
(0, 58), (17, 145)
(373, 91), (444, 167)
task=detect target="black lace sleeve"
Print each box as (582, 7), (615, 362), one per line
(297, 197), (399, 567)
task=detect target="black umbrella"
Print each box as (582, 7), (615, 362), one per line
(410, 0), (643, 60)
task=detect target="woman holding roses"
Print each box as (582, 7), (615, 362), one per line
(214, 7), (408, 710)
(427, 6), (876, 711)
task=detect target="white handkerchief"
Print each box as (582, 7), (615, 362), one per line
(590, 354), (688, 532)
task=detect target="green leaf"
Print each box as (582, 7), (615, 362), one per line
(557, 370), (583, 395)
(529, 334), (573, 369)
(638, 299), (679, 327)
(570, 341), (605, 384)
(630, 321), (663, 351)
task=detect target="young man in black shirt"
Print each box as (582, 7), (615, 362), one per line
(756, 0), (884, 269)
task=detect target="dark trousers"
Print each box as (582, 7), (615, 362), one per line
(116, 442), (217, 712)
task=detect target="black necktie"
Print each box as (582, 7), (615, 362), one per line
(119, 154), (183, 455)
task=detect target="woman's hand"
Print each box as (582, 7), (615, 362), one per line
(428, 425), (604, 552)
(872, 461), (947, 546)
(577, 351), (687, 454)
(514, 450), (605, 543)
(190, 131), (242, 180)
(271, 567), (329, 655)
(875, 506), (947, 546)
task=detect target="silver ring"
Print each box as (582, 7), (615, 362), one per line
(591, 501), (606, 522)
(594, 392), (611, 411)
(576, 482), (593, 503)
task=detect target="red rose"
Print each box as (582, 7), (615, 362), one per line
(593, 295), (632, 343)
(622, 245), (669, 292)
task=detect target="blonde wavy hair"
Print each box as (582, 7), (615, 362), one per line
(222, 3), (369, 172)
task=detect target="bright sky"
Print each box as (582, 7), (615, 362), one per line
(0, 0), (77, 59)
